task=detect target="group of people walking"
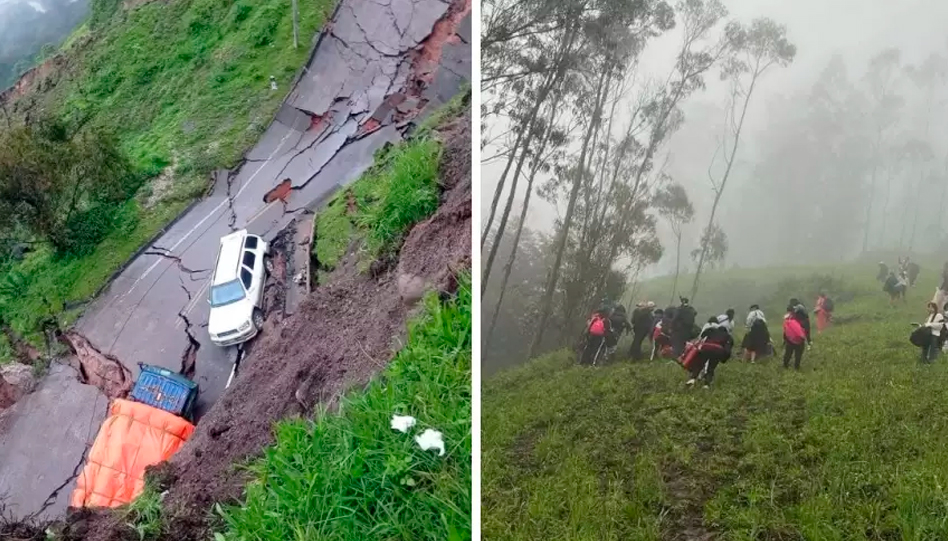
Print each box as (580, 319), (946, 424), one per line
(582, 293), (835, 387)
(880, 257), (920, 305)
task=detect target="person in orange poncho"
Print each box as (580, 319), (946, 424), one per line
(814, 293), (833, 334)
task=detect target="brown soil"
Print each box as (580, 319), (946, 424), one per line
(57, 331), (133, 400)
(25, 111), (470, 541)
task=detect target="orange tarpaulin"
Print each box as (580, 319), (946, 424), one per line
(70, 398), (195, 508)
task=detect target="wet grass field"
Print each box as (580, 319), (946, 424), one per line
(483, 262), (948, 540)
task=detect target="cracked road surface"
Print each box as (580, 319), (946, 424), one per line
(0, 0), (470, 519)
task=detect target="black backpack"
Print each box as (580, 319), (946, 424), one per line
(910, 325), (931, 348)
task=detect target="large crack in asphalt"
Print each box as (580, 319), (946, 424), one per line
(57, 331), (133, 400)
(176, 312), (200, 381)
(143, 250), (212, 278)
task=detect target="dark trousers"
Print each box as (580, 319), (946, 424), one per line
(629, 328), (648, 360)
(689, 353), (721, 385)
(921, 341), (940, 363)
(582, 336), (605, 365)
(783, 341), (805, 369)
(671, 331), (688, 357)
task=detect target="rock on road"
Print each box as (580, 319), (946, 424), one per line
(0, 0), (470, 519)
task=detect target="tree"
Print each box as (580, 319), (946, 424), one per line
(691, 222), (727, 270)
(0, 117), (140, 256)
(653, 182), (693, 303)
(527, 0), (683, 357)
(860, 48), (904, 252)
(690, 17), (795, 300)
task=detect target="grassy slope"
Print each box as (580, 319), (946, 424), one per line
(312, 88), (471, 280)
(217, 277), (471, 541)
(0, 0), (335, 351)
(484, 262), (948, 540)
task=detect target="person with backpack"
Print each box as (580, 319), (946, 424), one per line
(788, 298), (812, 348)
(742, 304), (771, 362)
(917, 301), (945, 363)
(671, 297), (697, 357)
(628, 302), (655, 360)
(884, 271), (904, 306)
(581, 305), (612, 365)
(877, 262), (889, 282)
(684, 318), (734, 388)
(605, 304), (631, 357)
(814, 293), (834, 334)
(908, 260), (920, 287)
(782, 304), (809, 370)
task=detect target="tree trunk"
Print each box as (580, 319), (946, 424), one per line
(485, 105), (559, 342)
(528, 66), (610, 359)
(486, 152), (542, 345)
(862, 130), (882, 253)
(880, 172), (892, 248)
(481, 23), (577, 249)
(670, 232), (682, 305)
(691, 75), (757, 301)
(483, 82), (566, 292)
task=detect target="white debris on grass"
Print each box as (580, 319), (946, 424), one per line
(390, 414), (417, 433)
(415, 429), (446, 456)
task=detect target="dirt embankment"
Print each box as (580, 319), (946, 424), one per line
(12, 111), (471, 541)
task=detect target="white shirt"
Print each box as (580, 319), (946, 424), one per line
(746, 310), (766, 328)
(716, 314), (734, 333)
(926, 312), (945, 336)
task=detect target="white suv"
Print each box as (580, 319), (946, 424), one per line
(207, 229), (269, 347)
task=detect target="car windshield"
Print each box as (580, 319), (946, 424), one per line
(209, 279), (246, 307)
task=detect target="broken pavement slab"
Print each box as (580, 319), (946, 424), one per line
(0, 364), (107, 520)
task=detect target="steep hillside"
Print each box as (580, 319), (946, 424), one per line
(484, 262), (948, 540)
(0, 0), (335, 354)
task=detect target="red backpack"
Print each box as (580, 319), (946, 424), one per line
(589, 314), (606, 337)
(783, 316), (806, 345)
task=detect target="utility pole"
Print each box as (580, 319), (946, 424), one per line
(292, 0), (299, 48)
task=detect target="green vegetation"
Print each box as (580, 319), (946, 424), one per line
(313, 137), (442, 275)
(0, 0), (336, 357)
(217, 275), (472, 541)
(414, 84), (471, 137)
(484, 262), (948, 540)
(124, 483), (164, 540)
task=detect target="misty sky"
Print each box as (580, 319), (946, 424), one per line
(482, 0), (948, 275)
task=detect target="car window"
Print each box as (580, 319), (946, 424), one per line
(240, 268), (252, 289)
(208, 280), (246, 307)
(244, 236), (258, 250)
(243, 250), (256, 269)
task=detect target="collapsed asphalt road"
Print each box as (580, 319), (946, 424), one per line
(0, 0), (470, 520)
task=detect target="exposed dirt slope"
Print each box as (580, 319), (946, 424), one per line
(18, 112), (471, 541)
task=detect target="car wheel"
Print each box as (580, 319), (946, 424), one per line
(252, 308), (265, 331)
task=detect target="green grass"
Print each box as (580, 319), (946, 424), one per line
(124, 483), (164, 540)
(313, 137), (442, 275)
(216, 274), (472, 541)
(0, 0), (337, 358)
(484, 262), (948, 540)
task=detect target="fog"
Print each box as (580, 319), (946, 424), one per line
(481, 0), (948, 368)
(0, 0), (88, 89)
(483, 0), (948, 272)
